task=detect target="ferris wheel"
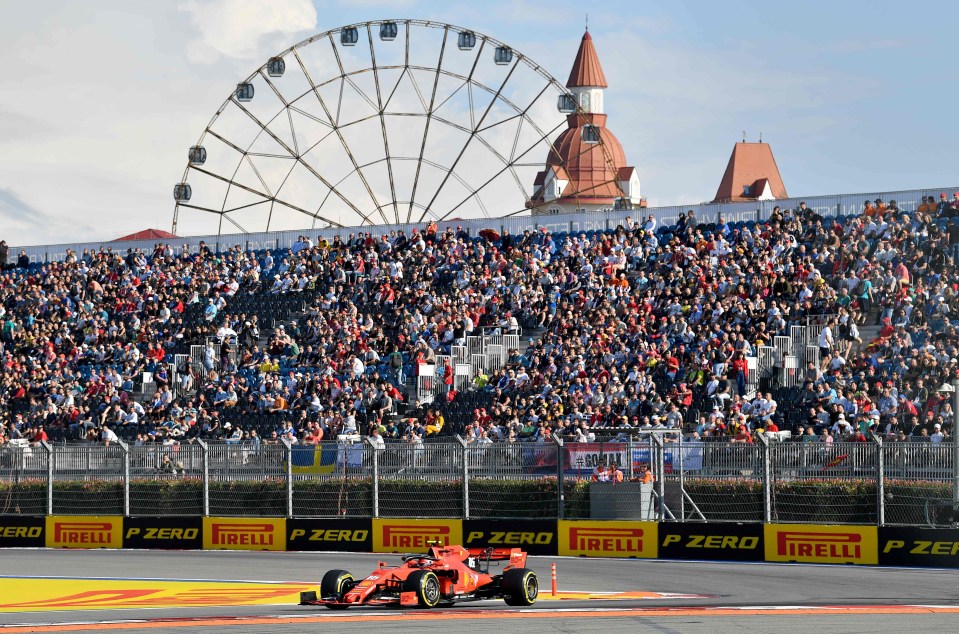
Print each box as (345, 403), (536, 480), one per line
(172, 19), (624, 236)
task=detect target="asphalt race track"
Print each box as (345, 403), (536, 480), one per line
(1, 550), (958, 633)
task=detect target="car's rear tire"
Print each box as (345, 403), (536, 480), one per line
(502, 568), (538, 606)
(320, 569), (355, 609)
(404, 570), (441, 608)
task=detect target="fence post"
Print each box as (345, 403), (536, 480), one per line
(118, 439), (130, 517)
(678, 432), (685, 523)
(553, 435), (565, 520)
(873, 435), (884, 526)
(759, 434), (772, 523)
(43, 441), (53, 516)
(455, 436), (469, 519)
(627, 436), (634, 480)
(197, 439), (209, 517)
(651, 434), (665, 521)
(365, 438), (379, 518)
(282, 438), (293, 518)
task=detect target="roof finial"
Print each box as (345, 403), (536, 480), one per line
(742, 130), (746, 143)
(585, 13), (588, 31)
(759, 131), (763, 143)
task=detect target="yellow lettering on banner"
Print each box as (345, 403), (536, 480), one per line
(558, 521), (657, 558)
(372, 519), (462, 553)
(0, 526), (42, 539)
(46, 516), (122, 549)
(764, 524), (877, 565)
(202, 517), (285, 551)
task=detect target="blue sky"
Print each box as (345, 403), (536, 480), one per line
(0, 0), (956, 244)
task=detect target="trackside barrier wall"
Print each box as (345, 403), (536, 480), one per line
(11, 186), (959, 265)
(3, 517), (958, 568)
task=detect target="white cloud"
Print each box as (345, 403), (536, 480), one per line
(178, 0), (318, 63)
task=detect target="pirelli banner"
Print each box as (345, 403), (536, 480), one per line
(372, 518), (463, 553)
(46, 516), (123, 549)
(202, 517), (286, 551)
(557, 520), (658, 558)
(764, 523), (878, 565)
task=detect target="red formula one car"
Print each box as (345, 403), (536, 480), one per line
(299, 543), (538, 609)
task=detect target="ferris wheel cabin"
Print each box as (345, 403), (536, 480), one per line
(188, 146), (206, 165)
(173, 183), (191, 202)
(235, 83), (254, 102)
(457, 31), (476, 50)
(379, 21), (398, 41)
(267, 57), (285, 77)
(494, 46), (513, 65)
(341, 27), (359, 46)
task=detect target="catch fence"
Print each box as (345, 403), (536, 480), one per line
(0, 437), (955, 526)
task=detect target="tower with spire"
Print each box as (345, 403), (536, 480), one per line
(530, 29), (640, 214)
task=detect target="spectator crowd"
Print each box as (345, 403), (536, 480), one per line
(2, 191), (959, 455)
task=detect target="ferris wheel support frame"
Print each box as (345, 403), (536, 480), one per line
(172, 19), (628, 236)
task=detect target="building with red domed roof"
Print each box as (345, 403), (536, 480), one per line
(530, 30), (641, 214)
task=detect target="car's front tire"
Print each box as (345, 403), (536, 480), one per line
(320, 569), (355, 610)
(404, 570), (441, 608)
(502, 568), (538, 606)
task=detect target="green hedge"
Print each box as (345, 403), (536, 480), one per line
(0, 478), (947, 523)
(684, 479), (952, 525)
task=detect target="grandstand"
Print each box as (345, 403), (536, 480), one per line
(3, 188), (959, 454)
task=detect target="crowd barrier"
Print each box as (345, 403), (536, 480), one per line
(2, 515), (956, 568)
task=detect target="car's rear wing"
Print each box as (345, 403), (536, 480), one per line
(467, 546), (528, 568)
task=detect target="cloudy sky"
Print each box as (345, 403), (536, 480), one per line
(0, 0), (956, 245)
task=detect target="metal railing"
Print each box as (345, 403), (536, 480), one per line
(1, 437), (954, 525)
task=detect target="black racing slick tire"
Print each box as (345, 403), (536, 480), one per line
(320, 569), (355, 609)
(404, 570), (442, 608)
(501, 568), (538, 606)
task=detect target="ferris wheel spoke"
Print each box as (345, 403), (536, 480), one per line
(223, 199), (272, 214)
(204, 128), (253, 158)
(366, 25), (401, 224)
(287, 105), (334, 129)
(189, 164), (272, 204)
(257, 69), (300, 158)
(403, 65), (432, 114)
(303, 40), (389, 224)
(438, 113), (568, 221)
(407, 36), (483, 223)
(244, 155), (274, 198)
(231, 95), (377, 226)
(419, 55), (521, 223)
(221, 212), (250, 234)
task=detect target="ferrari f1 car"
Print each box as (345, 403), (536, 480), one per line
(299, 543), (538, 609)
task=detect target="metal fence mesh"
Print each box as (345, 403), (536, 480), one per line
(883, 443), (953, 526)
(680, 443), (765, 522)
(293, 442), (372, 517)
(1, 439), (956, 525)
(208, 443), (287, 516)
(129, 444), (204, 515)
(51, 445), (125, 515)
(0, 445), (47, 515)
(469, 443), (559, 518)
(379, 443), (462, 518)
(770, 442), (878, 524)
